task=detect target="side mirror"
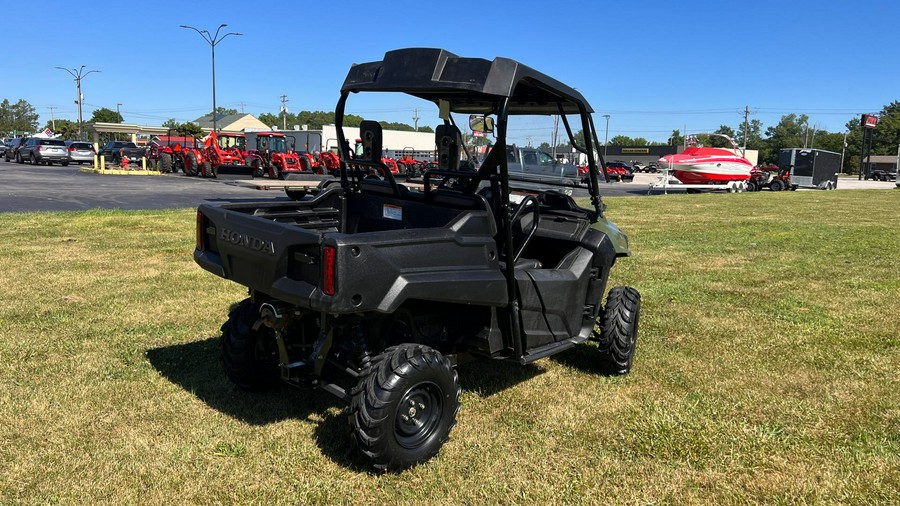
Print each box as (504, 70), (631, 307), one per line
(469, 115), (494, 134)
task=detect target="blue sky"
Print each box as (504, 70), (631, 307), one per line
(3, 0), (898, 144)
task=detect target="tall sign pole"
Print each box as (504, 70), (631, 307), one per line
(859, 114), (878, 180)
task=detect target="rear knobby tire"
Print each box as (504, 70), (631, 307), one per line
(220, 298), (280, 390)
(349, 344), (460, 471)
(186, 152), (199, 176)
(596, 286), (641, 375)
(769, 179), (784, 192)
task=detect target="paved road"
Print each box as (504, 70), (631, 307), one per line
(0, 159), (649, 212)
(4, 159), (890, 213)
(0, 160), (288, 212)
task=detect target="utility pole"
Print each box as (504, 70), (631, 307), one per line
(55, 66), (100, 140)
(412, 108), (419, 132)
(116, 103), (122, 121)
(49, 106), (56, 132)
(840, 131), (848, 174)
(602, 114), (610, 161)
(742, 105), (750, 153)
(280, 94), (289, 130)
(239, 101), (246, 113)
(551, 114), (559, 160)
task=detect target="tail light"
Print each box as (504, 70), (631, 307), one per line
(36, 146), (42, 151)
(68, 146), (76, 152)
(322, 246), (336, 296)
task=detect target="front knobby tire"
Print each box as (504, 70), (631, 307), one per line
(596, 286), (641, 375)
(349, 344), (460, 472)
(220, 298), (280, 390)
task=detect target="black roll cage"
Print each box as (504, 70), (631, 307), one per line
(332, 48), (610, 359)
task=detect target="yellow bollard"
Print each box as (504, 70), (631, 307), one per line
(100, 155), (106, 170)
(93, 154), (99, 169)
(142, 156), (146, 171)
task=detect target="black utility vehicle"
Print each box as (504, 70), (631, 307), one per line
(194, 48), (640, 471)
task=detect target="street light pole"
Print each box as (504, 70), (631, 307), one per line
(602, 114), (610, 161)
(180, 24), (242, 134)
(55, 65), (100, 140)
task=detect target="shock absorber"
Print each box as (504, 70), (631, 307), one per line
(353, 322), (374, 372)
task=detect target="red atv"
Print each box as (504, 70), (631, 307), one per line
(747, 164), (791, 191)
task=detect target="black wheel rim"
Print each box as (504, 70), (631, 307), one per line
(395, 382), (443, 449)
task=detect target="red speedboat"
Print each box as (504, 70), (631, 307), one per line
(659, 135), (753, 184)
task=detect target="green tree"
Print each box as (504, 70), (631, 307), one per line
(90, 107), (123, 123)
(210, 107), (238, 117)
(176, 122), (203, 137)
(762, 114), (808, 163)
(608, 135), (635, 146)
(162, 118), (179, 129)
(0, 98), (40, 135)
(668, 129), (684, 148)
(44, 119), (78, 139)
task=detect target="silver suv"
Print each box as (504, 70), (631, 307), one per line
(20, 138), (69, 165)
(65, 141), (96, 165)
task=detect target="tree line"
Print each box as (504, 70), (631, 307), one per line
(3, 98), (897, 173)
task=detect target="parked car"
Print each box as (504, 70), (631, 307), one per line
(0, 138), (8, 157)
(20, 138), (69, 165)
(5, 137), (30, 163)
(867, 168), (896, 182)
(65, 141), (96, 165)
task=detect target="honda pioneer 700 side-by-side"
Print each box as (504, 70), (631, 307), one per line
(194, 48), (641, 471)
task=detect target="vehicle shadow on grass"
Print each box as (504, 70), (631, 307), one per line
(549, 342), (622, 376)
(146, 338), (550, 473)
(145, 337), (339, 426)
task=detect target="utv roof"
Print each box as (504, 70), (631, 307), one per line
(341, 48), (593, 116)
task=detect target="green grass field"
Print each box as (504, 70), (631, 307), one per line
(0, 190), (897, 504)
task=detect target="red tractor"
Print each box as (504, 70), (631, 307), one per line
(203, 131), (249, 177)
(172, 137), (208, 177)
(244, 132), (302, 179)
(317, 150), (341, 175)
(146, 133), (196, 173)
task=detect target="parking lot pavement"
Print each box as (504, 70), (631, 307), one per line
(2, 159), (893, 213)
(0, 160), (268, 212)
